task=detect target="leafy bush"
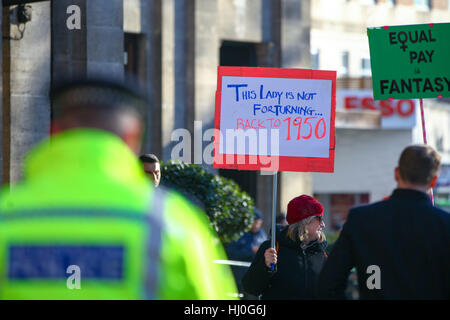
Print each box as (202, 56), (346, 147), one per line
(324, 232), (340, 252)
(160, 160), (255, 243)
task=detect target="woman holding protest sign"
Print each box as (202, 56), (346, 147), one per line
(242, 195), (328, 300)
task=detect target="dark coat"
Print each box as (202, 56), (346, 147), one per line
(242, 226), (328, 300)
(317, 188), (450, 300)
(225, 229), (268, 262)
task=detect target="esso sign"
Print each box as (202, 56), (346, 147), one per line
(337, 90), (417, 129)
(344, 96), (415, 118)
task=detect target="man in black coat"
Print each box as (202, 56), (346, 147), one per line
(317, 145), (450, 300)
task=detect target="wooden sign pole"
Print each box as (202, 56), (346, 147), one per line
(419, 98), (434, 205)
(270, 171), (278, 271)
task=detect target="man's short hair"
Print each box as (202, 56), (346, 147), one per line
(50, 77), (148, 118)
(139, 154), (160, 164)
(49, 77), (148, 138)
(398, 145), (441, 186)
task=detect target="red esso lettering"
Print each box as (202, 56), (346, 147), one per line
(396, 100), (415, 117)
(379, 100), (394, 117)
(361, 97), (377, 111)
(344, 96), (359, 109)
(344, 96), (414, 118)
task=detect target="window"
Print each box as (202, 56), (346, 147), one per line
(436, 193), (450, 212)
(311, 49), (320, 70)
(414, 0), (431, 10)
(341, 51), (349, 77)
(361, 57), (371, 77)
(360, 0), (377, 5)
(436, 164), (450, 188)
(436, 135), (444, 153)
(316, 193), (370, 232)
(387, 0), (396, 6)
(436, 165), (450, 211)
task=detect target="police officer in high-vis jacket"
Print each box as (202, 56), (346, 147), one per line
(0, 78), (237, 300)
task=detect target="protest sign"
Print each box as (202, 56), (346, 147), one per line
(367, 23), (450, 100)
(213, 66), (336, 172)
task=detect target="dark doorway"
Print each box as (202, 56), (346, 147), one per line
(220, 41), (257, 68)
(218, 40), (258, 201)
(124, 32), (146, 88)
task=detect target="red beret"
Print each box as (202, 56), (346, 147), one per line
(286, 195), (324, 225)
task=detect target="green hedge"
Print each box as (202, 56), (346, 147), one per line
(324, 232), (340, 252)
(160, 160), (255, 243)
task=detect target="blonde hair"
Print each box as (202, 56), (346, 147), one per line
(287, 216), (326, 247)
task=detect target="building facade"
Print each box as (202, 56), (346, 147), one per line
(1, 0), (449, 234)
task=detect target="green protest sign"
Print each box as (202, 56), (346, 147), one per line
(367, 23), (450, 100)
